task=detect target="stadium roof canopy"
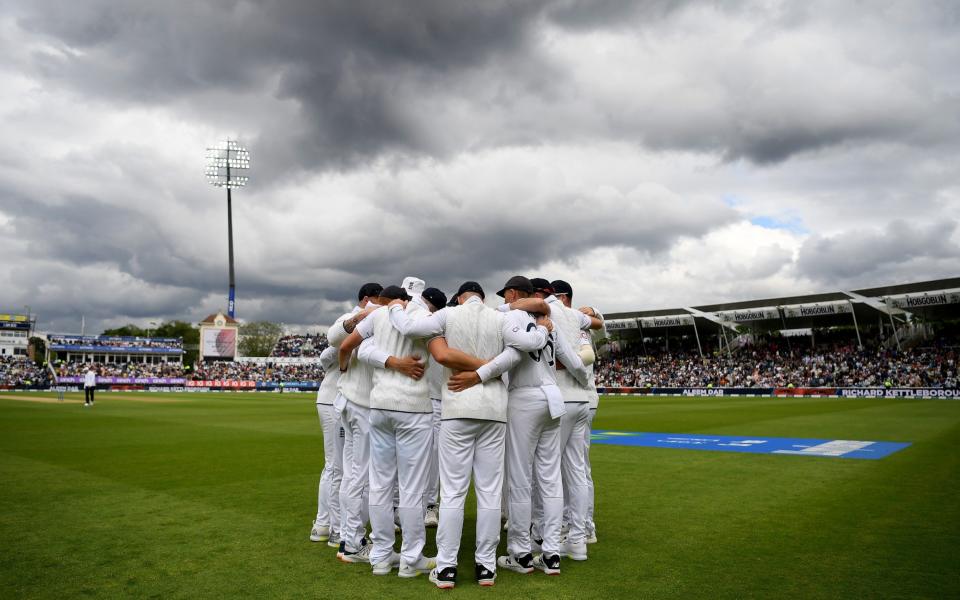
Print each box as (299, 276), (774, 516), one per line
(604, 277), (960, 333)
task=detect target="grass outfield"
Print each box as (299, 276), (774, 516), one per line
(0, 392), (957, 599)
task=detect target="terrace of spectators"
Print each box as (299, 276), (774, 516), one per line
(269, 333), (328, 358)
(594, 334), (958, 389)
(0, 356), (51, 389)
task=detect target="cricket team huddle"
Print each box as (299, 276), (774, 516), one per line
(310, 275), (604, 588)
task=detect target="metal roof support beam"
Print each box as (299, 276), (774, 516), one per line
(841, 291), (908, 318)
(849, 300), (863, 350)
(691, 318), (703, 358)
(682, 307), (740, 333)
(842, 290), (908, 350)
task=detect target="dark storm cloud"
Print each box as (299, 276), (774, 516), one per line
(15, 0), (955, 170)
(544, 0), (696, 30)
(13, 0), (553, 172)
(3, 0), (960, 334)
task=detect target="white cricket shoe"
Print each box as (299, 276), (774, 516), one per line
(398, 555), (436, 578)
(560, 539), (588, 561)
(497, 553), (534, 574)
(429, 566), (456, 589)
(424, 504), (439, 528)
(326, 531), (341, 548)
(371, 551), (400, 575)
(309, 522), (330, 542)
(339, 538), (372, 563)
(532, 553), (561, 575)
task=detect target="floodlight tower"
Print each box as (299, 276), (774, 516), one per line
(205, 140), (250, 318)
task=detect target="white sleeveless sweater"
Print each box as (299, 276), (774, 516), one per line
(552, 301), (589, 403)
(441, 301), (509, 422)
(369, 304), (432, 413)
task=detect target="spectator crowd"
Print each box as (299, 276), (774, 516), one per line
(192, 361), (327, 382)
(595, 339), (959, 389)
(54, 361), (185, 379)
(47, 335), (183, 350)
(32, 329), (960, 389)
(0, 356), (51, 388)
(269, 334), (328, 357)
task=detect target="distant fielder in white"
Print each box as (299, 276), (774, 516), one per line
(83, 365), (97, 407)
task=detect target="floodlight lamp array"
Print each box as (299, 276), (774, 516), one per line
(206, 140), (251, 189)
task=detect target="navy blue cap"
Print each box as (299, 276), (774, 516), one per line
(496, 275), (534, 298)
(421, 287), (447, 311)
(456, 281), (485, 299)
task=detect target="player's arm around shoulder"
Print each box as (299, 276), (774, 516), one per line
(502, 309), (549, 352)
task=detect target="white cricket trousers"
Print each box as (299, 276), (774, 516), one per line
(505, 387), (563, 557)
(339, 397), (370, 552)
(586, 407), (597, 532)
(368, 408), (433, 566)
(425, 398), (442, 507)
(316, 404), (344, 534)
(560, 402), (590, 545)
(436, 419), (505, 572)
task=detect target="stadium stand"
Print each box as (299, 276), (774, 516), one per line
(0, 313), (32, 357)
(54, 361), (186, 379)
(47, 335), (184, 353)
(32, 278), (960, 393)
(0, 356), (51, 389)
(599, 278), (960, 392)
(192, 361), (326, 382)
(269, 333), (328, 357)
(595, 337), (958, 389)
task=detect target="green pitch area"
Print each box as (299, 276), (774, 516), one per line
(0, 392), (957, 599)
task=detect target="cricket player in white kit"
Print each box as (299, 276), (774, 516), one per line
(581, 324), (601, 544)
(339, 285), (437, 577)
(494, 276), (590, 576)
(400, 277), (443, 529)
(327, 282), (384, 562)
(422, 353), (443, 527)
(543, 279), (602, 560)
(389, 280), (550, 588)
(552, 281), (604, 545)
(311, 344), (344, 546)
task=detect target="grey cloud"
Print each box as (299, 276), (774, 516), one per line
(795, 220), (960, 286)
(13, 0), (954, 170)
(544, 0), (696, 30)
(3, 0), (960, 335)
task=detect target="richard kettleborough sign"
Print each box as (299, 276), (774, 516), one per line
(838, 388), (960, 399)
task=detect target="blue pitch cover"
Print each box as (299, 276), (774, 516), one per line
(591, 431), (910, 459)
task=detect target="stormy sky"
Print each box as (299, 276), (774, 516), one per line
(1, 0), (958, 334)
